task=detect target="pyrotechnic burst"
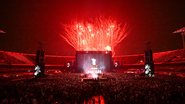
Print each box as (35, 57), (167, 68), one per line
(60, 17), (128, 54)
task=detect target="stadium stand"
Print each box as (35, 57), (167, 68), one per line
(0, 49), (185, 66)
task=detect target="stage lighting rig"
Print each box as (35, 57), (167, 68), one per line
(144, 42), (154, 77)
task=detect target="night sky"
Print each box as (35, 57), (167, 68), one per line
(0, 0), (185, 55)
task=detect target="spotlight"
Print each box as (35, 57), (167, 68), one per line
(66, 62), (71, 68)
(34, 65), (41, 77)
(65, 61), (73, 72)
(145, 64), (154, 77)
(140, 60), (144, 63)
(114, 62), (119, 68)
(114, 61), (120, 69)
(34, 42), (45, 77)
(91, 72), (98, 79)
(145, 64), (151, 75)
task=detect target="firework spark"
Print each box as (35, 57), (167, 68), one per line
(60, 17), (128, 54)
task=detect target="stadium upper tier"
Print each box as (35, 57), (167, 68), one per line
(0, 49), (185, 65)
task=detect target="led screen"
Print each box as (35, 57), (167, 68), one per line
(76, 51), (112, 72)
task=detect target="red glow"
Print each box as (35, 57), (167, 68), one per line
(61, 17), (128, 54)
(0, 29), (6, 34)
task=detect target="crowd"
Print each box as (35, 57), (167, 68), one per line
(0, 73), (185, 104)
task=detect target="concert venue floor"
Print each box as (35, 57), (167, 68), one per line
(1, 68), (185, 104)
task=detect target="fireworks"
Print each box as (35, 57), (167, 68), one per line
(60, 17), (128, 54)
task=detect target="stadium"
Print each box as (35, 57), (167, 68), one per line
(0, 0), (185, 104)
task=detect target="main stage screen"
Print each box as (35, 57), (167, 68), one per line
(76, 51), (112, 73)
